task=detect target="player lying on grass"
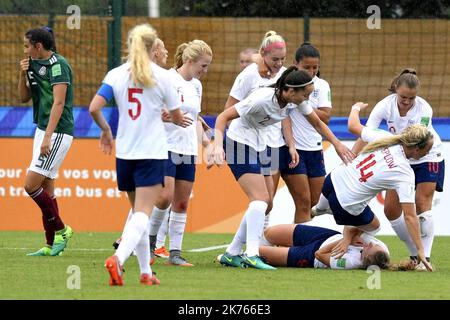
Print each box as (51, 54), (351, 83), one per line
(257, 224), (390, 269)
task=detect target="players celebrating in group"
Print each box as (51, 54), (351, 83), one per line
(84, 23), (438, 285)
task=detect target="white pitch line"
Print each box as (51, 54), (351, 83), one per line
(186, 244), (229, 252)
(0, 244), (229, 253)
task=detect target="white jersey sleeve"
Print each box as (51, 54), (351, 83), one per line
(360, 127), (392, 143)
(366, 99), (388, 129)
(329, 246), (364, 270)
(234, 96), (261, 118)
(297, 100), (314, 116)
(360, 234), (390, 255)
(103, 70), (118, 88)
(160, 71), (178, 111)
(315, 78), (332, 108)
(396, 181), (416, 204)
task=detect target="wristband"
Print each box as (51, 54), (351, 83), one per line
(351, 104), (361, 112)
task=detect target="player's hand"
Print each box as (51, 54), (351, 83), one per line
(175, 113), (193, 128)
(288, 146), (299, 169)
(161, 108), (172, 122)
(351, 102), (369, 112)
(336, 143), (355, 165)
(417, 251), (433, 272)
(210, 145), (225, 168)
(100, 128), (113, 155)
(40, 136), (51, 157)
(331, 239), (350, 259)
(198, 115), (211, 132)
(19, 58), (29, 74)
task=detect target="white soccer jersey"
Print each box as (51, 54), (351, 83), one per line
(102, 62), (178, 160)
(229, 63), (287, 148)
(366, 94), (443, 164)
(360, 126), (392, 143)
(330, 143), (416, 215)
(314, 233), (389, 269)
(290, 76), (332, 150)
(227, 87), (313, 152)
(164, 68), (201, 155)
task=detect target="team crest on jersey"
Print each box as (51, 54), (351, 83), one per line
(420, 116), (430, 126)
(38, 66), (47, 76)
(312, 89), (319, 98)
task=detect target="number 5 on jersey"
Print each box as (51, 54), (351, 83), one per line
(128, 88), (143, 120)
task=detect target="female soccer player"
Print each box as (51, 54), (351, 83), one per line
(147, 40), (213, 267)
(278, 43), (334, 223)
(224, 31), (288, 214)
(89, 23), (191, 286)
(209, 66), (354, 270)
(312, 118), (434, 271)
(361, 69), (445, 267)
(256, 224), (390, 270)
(18, 28), (74, 257)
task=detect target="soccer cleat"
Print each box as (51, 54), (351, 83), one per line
(105, 255), (124, 286)
(166, 250), (194, 267)
(216, 253), (245, 268)
(50, 225), (73, 256)
(140, 273), (160, 286)
(154, 246), (170, 259)
(241, 254), (276, 270)
(310, 205), (333, 218)
(27, 245), (52, 256)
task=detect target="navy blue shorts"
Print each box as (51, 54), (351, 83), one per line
(224, 137), (270, 180)
(116, 158), (166, 192)
(166, 151), (196, 182)
(279, 146), (326, 177)
(411, 160), (445, 192)
(287, 225), (340, 268)
(260, 146), (280, 175)
(322, 174), (375, 226)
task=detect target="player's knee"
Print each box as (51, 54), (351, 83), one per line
(294, 197), (311, 214)
(415, 196), (432, 213)
(156, 191), (172, 209)
(172, 200), (189, 212)
(264, 227), (275, 243)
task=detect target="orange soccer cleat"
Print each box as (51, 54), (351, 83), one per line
(104, 255), (124, 286)
(140, 273), (160, 286)
(154, 246), (170, 259)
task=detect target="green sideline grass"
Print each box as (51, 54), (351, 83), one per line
(1, 231), (450, 300)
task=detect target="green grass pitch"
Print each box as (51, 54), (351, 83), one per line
(1, 231), (450, 300)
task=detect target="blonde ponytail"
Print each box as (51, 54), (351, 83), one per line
(127, 23), (157, 88)
(361, 124), (432, 154)
(173, 43), (189, 69)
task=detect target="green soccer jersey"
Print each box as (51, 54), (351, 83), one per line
(27, 53), (74, 136)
